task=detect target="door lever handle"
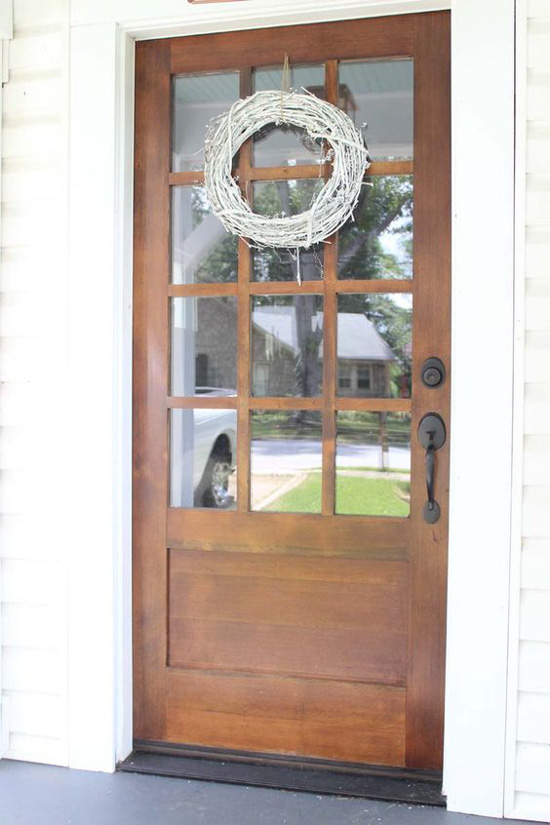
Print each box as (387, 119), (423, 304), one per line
(417, 413), (446, 524)
(426, 437), (436, 512)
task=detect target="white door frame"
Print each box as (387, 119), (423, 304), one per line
(0, 0), (13, 764)
(67, 0), (516, 817)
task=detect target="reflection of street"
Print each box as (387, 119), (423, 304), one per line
(250, 439), (411, 512)
(251, 438), (411, 473)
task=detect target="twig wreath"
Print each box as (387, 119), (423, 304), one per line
(204, 88), (369, 278)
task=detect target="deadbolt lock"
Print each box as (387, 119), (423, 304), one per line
(421, 357), (446, 388)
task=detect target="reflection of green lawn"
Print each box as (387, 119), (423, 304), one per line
(338, 466), (409, 475)
(264, 473), (410, 516)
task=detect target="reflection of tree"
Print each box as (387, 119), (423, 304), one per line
(251, 181), (325, 398)
(252, 179), (325, 284)
(251, 296), (323, 398)
(294, 302), (323, 397)
(191, 187), (238, 283)
(192, 174), (413, 285)
(339, 176), (413, 280)
(192, 175), (413, 396)
(340, 292), (412, 396)
(338, 176), (414, 396)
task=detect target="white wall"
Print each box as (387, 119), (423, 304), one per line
(505, 3), (550, 821)
(0, 0), (69, 766)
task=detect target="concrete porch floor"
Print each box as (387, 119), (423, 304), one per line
(0, 760), (540, 825)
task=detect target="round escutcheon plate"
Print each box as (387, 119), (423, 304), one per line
(423, 499), (441, 524)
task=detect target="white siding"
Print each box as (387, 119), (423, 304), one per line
(510, 5), (550, 821)
(0, 0), (69, 766)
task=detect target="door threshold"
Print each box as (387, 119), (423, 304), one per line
(119, 741), (445, 806)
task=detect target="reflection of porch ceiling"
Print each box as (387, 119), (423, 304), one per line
(173, 61), (413, 163)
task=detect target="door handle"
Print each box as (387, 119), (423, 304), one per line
(417, 413), (446, 524)
(426, 440), (436, 512)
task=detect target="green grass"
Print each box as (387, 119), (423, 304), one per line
(332, 466), (409, 474)
(336, 475), (410, 516)
(264, 473), (410, 517)
(251, 411), (411, 445)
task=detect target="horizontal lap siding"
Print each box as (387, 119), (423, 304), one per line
(513, 8), (550, 821)
(0, 0), (69, 766)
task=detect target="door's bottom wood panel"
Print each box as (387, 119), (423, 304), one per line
(168, 621), (406, 684)
(165, 670), (406, 766)
(168, 549), (408, 684)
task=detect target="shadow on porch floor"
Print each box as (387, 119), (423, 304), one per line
(0, 759), (537, 825)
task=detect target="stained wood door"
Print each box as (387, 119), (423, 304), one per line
(133, 12), (450, 772)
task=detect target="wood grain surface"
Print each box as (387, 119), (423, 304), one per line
(133, 12), (451, 772)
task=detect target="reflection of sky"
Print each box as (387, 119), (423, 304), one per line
(380, 211), (411, 272)
(378, 220), (412, 311)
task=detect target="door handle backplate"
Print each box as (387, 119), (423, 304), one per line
(417, 413), (446, 524)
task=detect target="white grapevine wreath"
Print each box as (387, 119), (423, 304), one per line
(204, 90), (369, 253)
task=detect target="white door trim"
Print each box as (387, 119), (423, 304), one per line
(67, 1), (516, 816)
(0, 0), (13, 763)
(504, 0), (527, 818)
(444, 1), (515, 815)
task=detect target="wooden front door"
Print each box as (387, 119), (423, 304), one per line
(133, 12), (450, 772)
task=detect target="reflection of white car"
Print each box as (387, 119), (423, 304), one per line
(193, 389), (237, 508)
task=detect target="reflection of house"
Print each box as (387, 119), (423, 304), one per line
(332, 311), (396, 396)
(252, 306), (396, 397)
(196, 298), (238, 390)
(172, 297), (239, 394)
(251, 305), (308, 397)
(173, 299), (397, 397)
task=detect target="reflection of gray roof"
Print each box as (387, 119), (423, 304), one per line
(253, 307), (395, 362)
(335, 312), (395, 361)
(252, 307), (308, 354)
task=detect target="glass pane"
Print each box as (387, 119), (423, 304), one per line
(251, 295), (323, 397)
(251, 410), (322, 512)
(252, 245), (323, 283)
(170, 409), (237, 508)
(172, 72), (239, 171)
(337, 293), (412, 398)
(338, 176), (413, 280)
(171, 297), (237, 396)
(172, 186), (238, 284)
(253, 65), (325, 167)
(339, 59), (413, 161)
(252, 179), (325, 218)
(336, 412), (411, 517)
